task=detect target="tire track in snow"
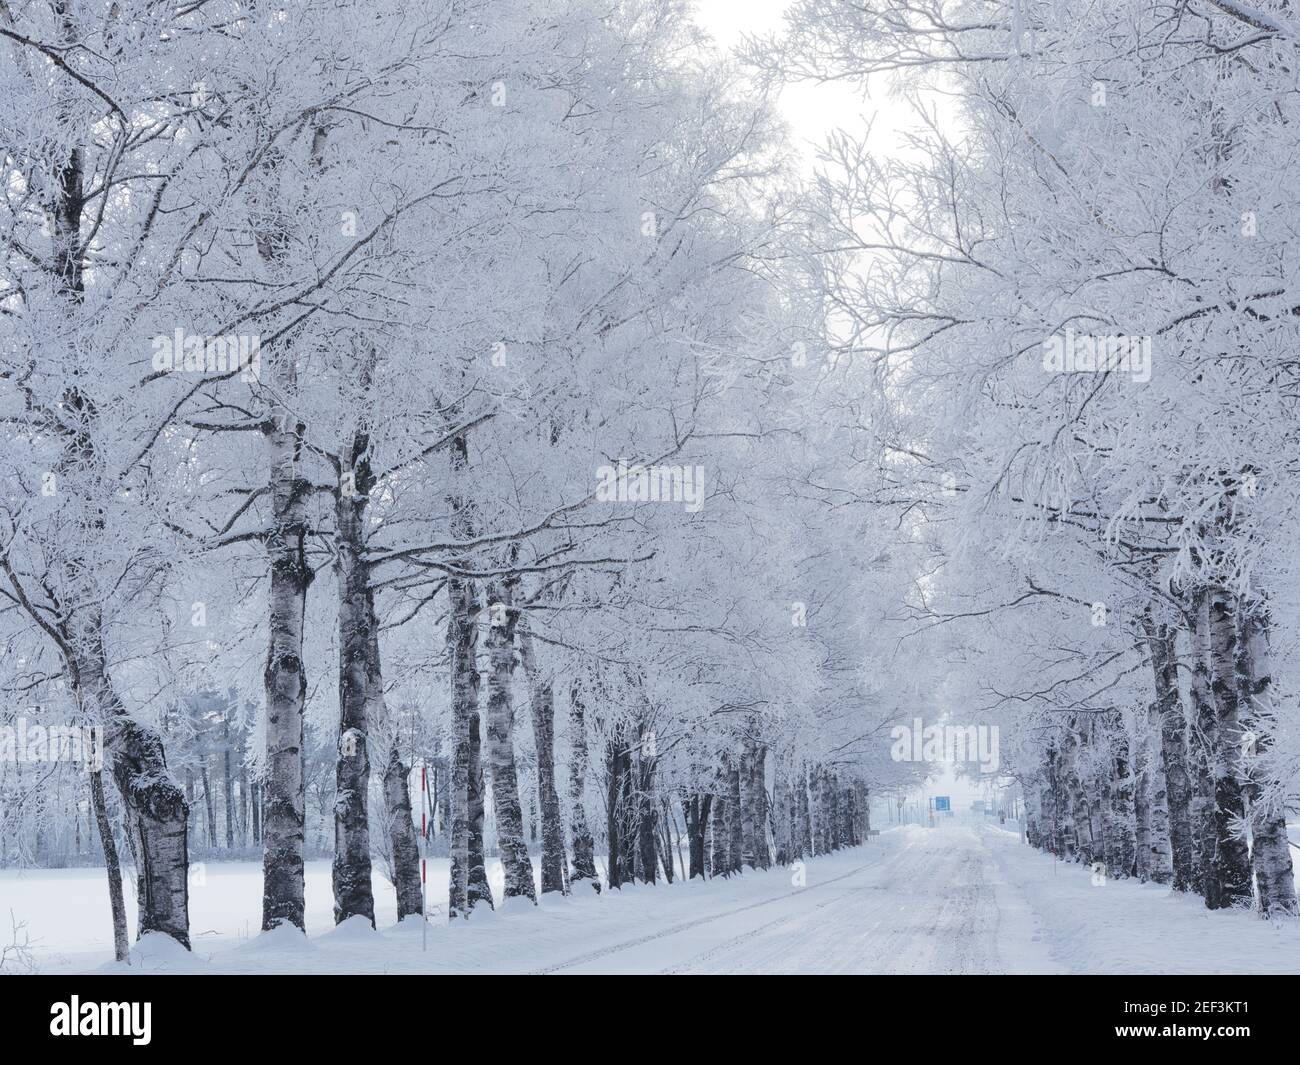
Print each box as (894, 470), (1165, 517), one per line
(656, 884), (878, 974)
(664, 835), (949, 974)
(531, 848), (905, 974)
(657, 827), (1011, 974)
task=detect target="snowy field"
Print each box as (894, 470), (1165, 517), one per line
(7, 825), (1299, 975)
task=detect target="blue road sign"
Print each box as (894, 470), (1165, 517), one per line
(934, 796), (951, 812)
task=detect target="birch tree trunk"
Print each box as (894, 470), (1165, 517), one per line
(1090, 784), (1108, 868)
(684, 794), (712, 879)
(466, 693), (493, 911)
(483, 577), (536, 902)
(239, 763), (249, 847)
(830, 771), (842, 849)
(750, 740), (769, 867)
(606, 721), (639, 888)
(381, 744), (423, 920)
(250, 781), (261, 845)
(740, 738), (759, 869)
(831, 773), (844, 849)
(1189, 592), (1217, 898)
(445, 425), (494, 916)
(1133, 714), (1155, 879)
(433, 757), (449, 840)
(1045, 766), (1062, 853)
(331, 431), (376, 925)
(1047, 746), (1074, 858)
(1147, 613), (1198, 892)
(727, 756), (744, 872)
(222, 711), (235, 851)
(711, 757), (732, 877)
(201, 765), (217, 849)
(1103, 715), (1135, 878)
(260, 401), (313, 932)
(447, 573), (491, 917)
(618, 734), (638, 883)
(855, 781), (870, 843)
(636, 748), (658, 884)
(1023, 782), (1041, 848)
(659, 798), (679, 882)
(810, 767), (824, 854)
(772, 761), (791, 866)
(1142, 701), (1174, 884)
(1064, 725), (1099, 865)
(1038, 768), (1054, 852)
(355, 608), (422, 920)
(518, 620), (565, 894)
(446, 575), (471, 918)
(1205, 584), (1253, 909)
(816, 769), (830, 850)
(841, 783), (858, 847)
(796, 762), (813, 857)
(71, 618), (191, 946)
(1236, 602), (1297, 915)
(253, 121), (334, 937)
(566, 676), (600, 892)
(89, 769), (129, 963)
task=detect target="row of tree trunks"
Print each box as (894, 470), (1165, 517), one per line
(1025, 588), (1297, 916)
(706, 750), (863, 874)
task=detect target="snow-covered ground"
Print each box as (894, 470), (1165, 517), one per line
(6, 825), (1299, 974)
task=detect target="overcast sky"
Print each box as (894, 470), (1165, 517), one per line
(692, 0), (931, 173)
(691, 2), (989, 812)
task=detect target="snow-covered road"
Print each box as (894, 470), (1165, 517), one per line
(545, 824), (1048, 974)
(12, 823), (1300, 974)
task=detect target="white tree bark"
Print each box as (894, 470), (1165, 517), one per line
(483, 576), (536, 902)
(518, 618), (566, 894)
(1236, 603), (1297, 915)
